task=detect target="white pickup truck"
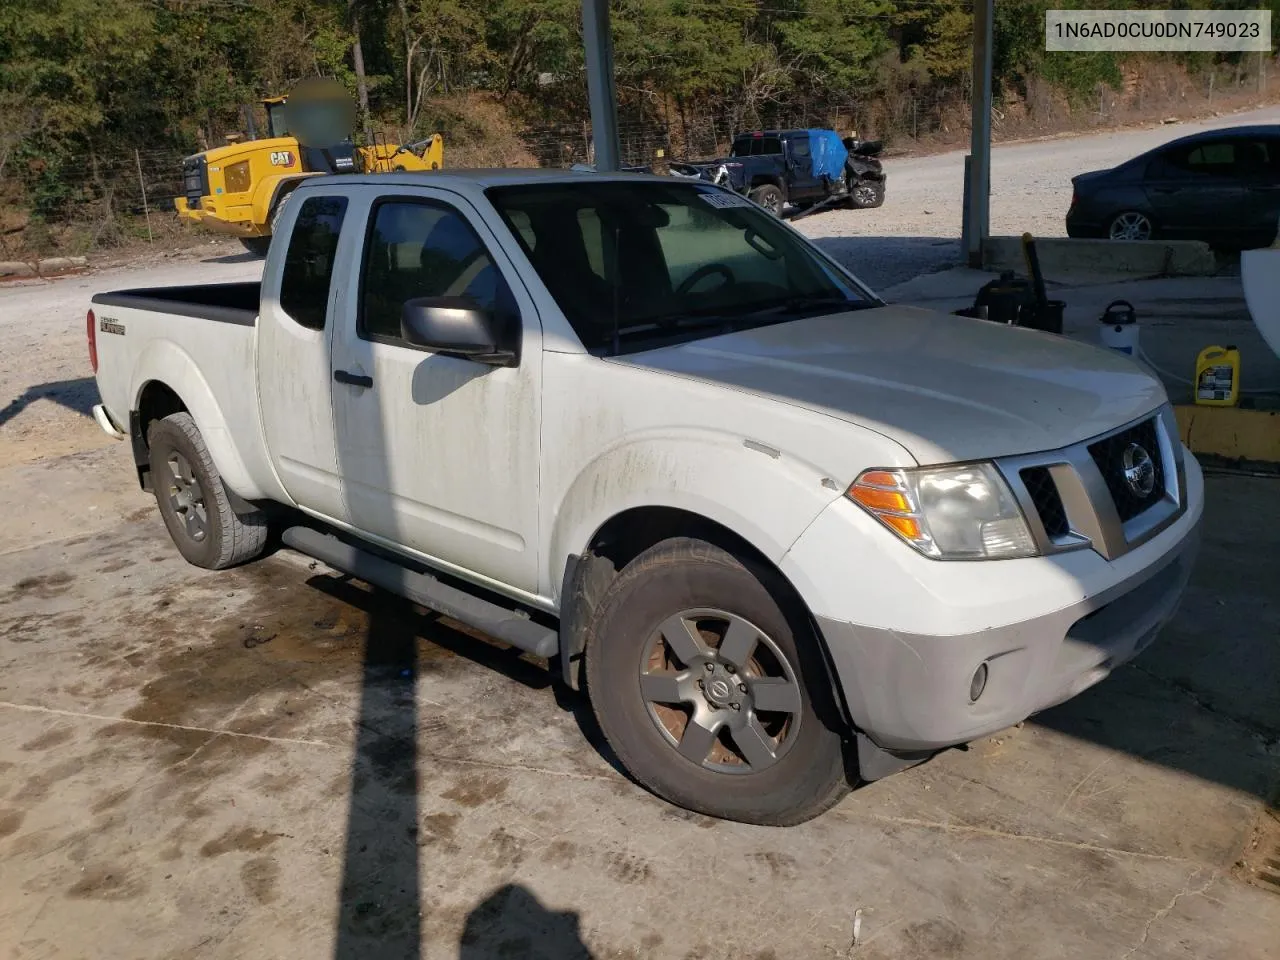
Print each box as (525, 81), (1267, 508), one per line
(89, 170), (1202, 825)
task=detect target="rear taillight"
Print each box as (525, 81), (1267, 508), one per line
(1070, 190), (1079, 209)
(87, 309), (98, 373)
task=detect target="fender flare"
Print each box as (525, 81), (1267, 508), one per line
(130, 340), (268, 500)
(547, 430), (840, 605)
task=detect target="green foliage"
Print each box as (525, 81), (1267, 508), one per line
(0, 0), (1267, 233)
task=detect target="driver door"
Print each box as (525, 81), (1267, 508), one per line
(328, 188), (543, 592)
(784, 135), (824, 200)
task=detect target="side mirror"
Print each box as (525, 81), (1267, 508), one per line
(399, 297), (515, 365)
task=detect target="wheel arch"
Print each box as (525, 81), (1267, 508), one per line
(129, 342), (266, 500)
(558, 504), (843, 721)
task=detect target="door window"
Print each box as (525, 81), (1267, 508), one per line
(359, 200), (508, 344)
(732, 136), (782, 157)
(1231, 139), (1272, 176)
(279, 195), (349, 330)
(788, 137), (812, 159)
(1185, 141), (1235, 175)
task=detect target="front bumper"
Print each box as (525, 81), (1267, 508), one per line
(785, 447), (1204, 752)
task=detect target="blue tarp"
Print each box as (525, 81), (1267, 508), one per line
(808, 129), (848, 180)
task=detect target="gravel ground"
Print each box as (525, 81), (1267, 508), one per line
(5, 103), (1280, 461)
(0, 245), (259, 468)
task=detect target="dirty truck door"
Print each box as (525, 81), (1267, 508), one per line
(257, 192), (351, 520)
(329, 189), (542, 593)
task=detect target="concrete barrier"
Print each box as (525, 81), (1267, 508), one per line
(1175, 404), (1280, 463)
(1, 257), (89, 279)
(983, 237), (1216, 281)
(36, 256), (89, 276)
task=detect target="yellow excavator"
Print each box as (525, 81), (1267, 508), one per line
(175, 86), (443, 254)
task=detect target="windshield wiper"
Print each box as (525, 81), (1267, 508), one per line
(604, 297), (871, 353)
(750, 295), (869, 316)
(611, 315), (735, 343)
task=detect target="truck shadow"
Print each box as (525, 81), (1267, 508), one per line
(1032, 476), (1280, 802)
(201, 250), (263, 265)
(0, 377), (99, 428)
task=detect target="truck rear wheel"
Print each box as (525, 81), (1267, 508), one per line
(584, 538), (850, 825)
(748, 184), (784, 217)
(147, 413), (268, 570)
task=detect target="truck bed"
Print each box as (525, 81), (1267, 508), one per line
(89, 279), (275, 502)
(91, 281), (260, 326)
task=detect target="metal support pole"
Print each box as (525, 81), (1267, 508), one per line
(135, 149), (153, 243)
(965, 0), (994, 268)
(583, 0), (620, 172)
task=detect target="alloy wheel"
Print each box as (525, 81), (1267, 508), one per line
(637, 609), (803, 774)
(165, 452), (208, 543)
(1109, 212), (1152, 241)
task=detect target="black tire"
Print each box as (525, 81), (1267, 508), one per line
(748, 184), (784, 217)
(850, 179), (885, 209)
(584, 537), (850, 825)
(237, 196), (289, 258)
(147, 412), (268, 570)
(239, 236), (271, 257)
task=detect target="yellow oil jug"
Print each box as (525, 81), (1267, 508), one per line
(1194, 345), (1241, 406)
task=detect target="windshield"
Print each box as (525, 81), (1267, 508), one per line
(487, 181), (875, 356)
(266, 101), (290, 139)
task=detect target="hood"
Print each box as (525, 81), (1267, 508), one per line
(612, 306), (1166, 464)
(197, 136), (299, 165)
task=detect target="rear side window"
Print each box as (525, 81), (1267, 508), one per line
(789, 137), (811, 158)
(359, 199), (507, 344)
(1186, 141), (1235, 173)
(279, 195), (348, 330)
(731, 136), (783, 157)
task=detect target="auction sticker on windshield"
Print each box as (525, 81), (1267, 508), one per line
(699, 191), (753, 209)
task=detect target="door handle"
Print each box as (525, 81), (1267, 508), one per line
(1151, 187), (1178, 194)
(333, 369), (373, 388)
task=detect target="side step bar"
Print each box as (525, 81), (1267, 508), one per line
(281, 526), (558, 659)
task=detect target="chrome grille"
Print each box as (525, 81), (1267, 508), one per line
(1020, 467), (1069, 538)
(998, 407), (1186, 561)
(1088, 418), (1165, 522)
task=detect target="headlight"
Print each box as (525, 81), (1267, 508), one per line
(846, 463), (1036, 560)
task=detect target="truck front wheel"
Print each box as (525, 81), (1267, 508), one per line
(584, 538), (850, 825)
(748, 184), (784, 217)
(147, 412), (268, 570)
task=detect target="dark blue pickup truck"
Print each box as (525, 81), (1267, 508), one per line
(669, 128), (886, 217)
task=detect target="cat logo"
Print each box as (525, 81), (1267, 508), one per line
(269, 151), (295, 167)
